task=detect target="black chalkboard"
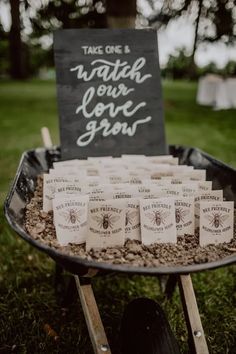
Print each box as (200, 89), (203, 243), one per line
(54, 29), (167, 159)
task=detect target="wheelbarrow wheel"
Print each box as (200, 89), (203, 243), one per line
(120, 298), (180, 354)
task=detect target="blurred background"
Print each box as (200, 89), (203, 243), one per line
(0, 0), (236, 80)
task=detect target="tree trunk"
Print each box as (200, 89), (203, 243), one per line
(106, 0), (136, 28)
(188, 0), (203, 79)
(9, 0), (26, 79)
(191, 0), (203, 64)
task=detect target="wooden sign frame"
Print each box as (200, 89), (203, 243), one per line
(54, 29), (167, 159)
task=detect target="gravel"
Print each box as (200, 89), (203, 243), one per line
(24, 175), (236, 268)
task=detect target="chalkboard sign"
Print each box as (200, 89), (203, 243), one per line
(54, 29), (167, 159)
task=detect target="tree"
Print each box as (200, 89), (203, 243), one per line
(148, 0), (236, 62)
(30, 0), (107, 36)
(28, 0), (136, 72)
(4, 0), (137, 78)
(106, 0), (136, 28)
(9, 0), (26, 79)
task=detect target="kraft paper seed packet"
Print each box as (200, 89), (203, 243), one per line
(199, 201), (234, 246)
(53, 195), (89, 245)
(86, 200), (126, 251)
(140, 198), (177, 245)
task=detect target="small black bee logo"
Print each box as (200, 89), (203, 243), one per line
(145, 210), (170, 226)
(60, 209), (85, 224)
(47, 185), (56, 200)
(92, 213), (120, 229)
(204, 213), (229, 228)
(125, 210), (139, 226)
(175, 208), (190, 224)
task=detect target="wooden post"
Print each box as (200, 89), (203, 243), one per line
(74, 276), (111, 354)
(178, 275), (209, 354)
(41, 126), (53, 148)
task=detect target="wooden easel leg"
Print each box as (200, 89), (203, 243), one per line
(74, 275), (112, 354)
(178, 275), (209, 354)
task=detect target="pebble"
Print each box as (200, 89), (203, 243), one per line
(23, 174), (236, 268)
(125, 253), (136, 261)
(40, 211), (48, 219)
(35, 222), (45, 233)
(126, 243), (143, 254)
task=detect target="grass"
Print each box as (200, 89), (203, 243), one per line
(0, 79), (236, 353)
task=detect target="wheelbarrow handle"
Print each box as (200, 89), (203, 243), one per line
(41, 126), (53, 148)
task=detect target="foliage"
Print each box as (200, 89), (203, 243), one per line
(162, 48), (193, 80)
(148, 0), (236, 44)
(162, 48), (236, 80)
(30, 0), (107, 37)
(0, 80), (236, 353)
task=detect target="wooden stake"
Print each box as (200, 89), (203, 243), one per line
(178, 275), (209, 354)
(74, 276), (111, 354)
(41, 126), (53, 148)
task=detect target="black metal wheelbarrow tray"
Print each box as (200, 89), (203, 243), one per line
(4, 144), (236, 354)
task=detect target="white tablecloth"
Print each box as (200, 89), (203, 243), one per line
(197, 75), (236, 110)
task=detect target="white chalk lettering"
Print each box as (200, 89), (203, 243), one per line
(70, 57), (152, 83)
(76, 116), (151, 147)
(76, 86), (146, 118)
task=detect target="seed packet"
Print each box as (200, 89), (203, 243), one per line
(174, 197), (195, 236)
(99, 167), (127, 175)
(189, 169), (206, 181)
(140, 198), (177, 245)
(49, 168), (87, 178)
(43, 174), (68, 212)
(121, 154), (146, 159)
(160, 185), (183, 198)
(53, 195), (89, 245)
(161, 176), (190, 184)
(54, 180), (84, 197)
(150, 168), (174, 179)
(128, 177), (144, 184)
(53, 159), (79, 168)
(103, 175), (130, 184)
(170, 165), (194, 172)
(86, 200), (126, 251)
(86, 185), (113, 195)
(141, 179), (171, 186)
(181, 183), (199, 197)
(87, 156), (113, 162)
(175, 169), (206, 181)
(84, 176), (103, 187)
(86, 168), (100, 176)
(88, 193), (108, 202)
(194, 190), (224, 228)
(131, 185), (165, 199)
(199, 201), (234, 246)
(145, 155), (179, 165)
(125, 199), (141, 241)
(198, 181), (212, 191)
(150, 165), (193, 180)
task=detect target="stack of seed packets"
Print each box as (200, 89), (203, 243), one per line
(41, 154), (234, 251)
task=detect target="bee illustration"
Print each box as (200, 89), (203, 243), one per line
(204, 213), (229, 228)
(125, 210), (139, 226)
(92, 213), (120, 229)
(145, 210), (170, 226)
(60, 209), (85, 224)
(47, 185), (56, 200)
(175, 208), (190, 224)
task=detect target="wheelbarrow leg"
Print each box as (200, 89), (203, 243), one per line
(178, 275), (209, 354)
(74, 275), (111, 354)
(164, 275), (178, 299)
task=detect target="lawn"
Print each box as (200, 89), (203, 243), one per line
(0, 79), (235, 353)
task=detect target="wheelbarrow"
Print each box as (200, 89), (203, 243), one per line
(4, 131), (236, 353)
